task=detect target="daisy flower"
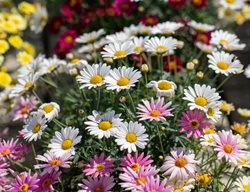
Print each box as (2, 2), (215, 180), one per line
(11, 96), (38, 121)
(35, 150), (72, 173)
(114, 121), (148, 153)
(120, 151), (153, 172)
(119, 165), (159, 191)
(205, 104), (222, 122)
(211, 30), (246, 51)
(219, 0), (244, 10)
(39, 102), (60, 122)
(75, 29), (105, 44)
(84, 110), (123, 139)
(112, 0), (137, 16)
(77, 63), (111, 89)
(144, 36), (177, 55)
(30, 5), (48, 34)
(38, 170), (61, 192)
(207, 51), (243, 76)
(0, 138), (20, 161)
(236, 152), (250, 169)
(0, 162), (9, 177)
(9, 73), (40, 98)
(153, 21), (184, 35)
(178, 109), (210, 138)
(65, 58), (88, 71)
(214, 130), (246, 164)
(22, 111), (48, 142)
(183, 84), (221, 112)
(200, 133), (219, 147)
(40, 55), (66, 75)
(188, 21), (215, 32)
(131, 36), (148, 54)
(48, 127), (82, 156)
(105, 66), (141, 92)
(195, 42), (216, 54)
(161, 148), (199, 180)
(139, 176), (172, 192)
(9, 171), (39, 192)
(137, 24), (153, 35)
(83, 153), (114, 178)
(79, 176), (115, 192)
(146, 80), (177, 97)
(235, 176), (250, 192)
(105, 31), (131, 43)
(101, 41), (134, 59)
(137, 97), (173, 121)
(170, 178), (195, 192)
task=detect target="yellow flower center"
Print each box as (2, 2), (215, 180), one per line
(226, 0), (235, 4)
(217, 61), (229, 70)
(42, 178), (52, 189)
(232, 123), (247, 135)
(1, 148), (10, 155)
(130, 163), (140, 171)
(24, 81), (32, 88)
(189, 120), (200, 128)
(207, 138), (214, 143)
(21, 107), (28, 114)
(95, 164), (105, 171)
(192, 0), (202, 6)
(204, 127), (216, 134)
(158, 81), (171, 90)
(136, 177), (147, 185)
(150, 109), (161, 117)
(32, 123), (41, 133)
(155, 45), (168, 53)
(194, 96), (208, 107)
(219, 39), (229, 45)
(243, 185), (250, 190)
(134, 46), (142, 53)
(90, 75), (103, 84)
(94, 187), (104, 192)
(19, 183), (29, 192)
(117, 77), (130, 86)
(50, 159), (61, 166)
(98, 120), (112, 131)
(70, 58), (80, 64)
(125, 132), (137, 143)
(42, 104), (54, 113)
(169, 61), (176, 70)
(175, 157), (187, 168)
(64, 36), (73, 44)
(61, 139), (73, 150)
(223, 144), (233, 154)
(207, 107), (215, 117)
(174, 189), (183, 192)
(197, 174), (211, 185)
(114, 50), (126, 58)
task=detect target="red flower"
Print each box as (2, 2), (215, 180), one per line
(80, 9), (97, 25)
(58, 29), (77, 49)
(96, 8), (105, 16)
(48, 16), (63, 34)
(54, 43), (71, 59)
(191, 0), (207, 8)
(60, 4), (74, 21)
(113, 0), (137, 16)
(106, 6), (116, 17)
(194, 32), (211, 45)
(168, 0), (187, 8)
(140, 15), (159, 26)
(164, 55), (183, 72)
(131, 54), (146, 68)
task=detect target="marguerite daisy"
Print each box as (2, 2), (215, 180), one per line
(235, 176), (250, 192)
(39, 102), (60, 122)
(48, 127), (82, 156)
(219, 0), (244, 10)
(75, 29), (105, 44)
(153, 21), (184, 35)
(115, 121), (148, 153)
(105, 66), (142, 92)
(131, 36), (148, 54)
(188, 20), (215, 32)
(147, 80), (177, 97)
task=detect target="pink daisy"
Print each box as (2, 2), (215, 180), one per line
(83, 153), (114, 178)
(161, 148), (199, 180)
(0, 176), (11, 191)
(0, 161), (9, 177)
(214, 130), (246, 165)
(119, 165), (159, 191)
(0, 138), (23, 161)
(112, 0), (137, 16)
(79, 176), (115, 192)
(178, 109), (210, 138)
(10, 96), (38, 121)
(38, 170), (61, 192)
(120, 152), (153, 172)
(10, 171), (40, 192)
(137, 97), (173, 121)
(35, 151), (72, 173)
(139, 176), (173, 192)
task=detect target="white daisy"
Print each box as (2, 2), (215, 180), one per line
(183, 84), (221, 112)
(169, 178), (195, 192)
(114, 121), (148, 153)
(144, 36), (177, 55)
(153, 21), (184, 35)
(48, 126), (82, 156)
(101, 41), (134, 59)
(219, 0), (244, 10)
(104, 66), (142, 92)
(40, 55), (66, 75)
(131, 36), (148, 54)
(105, 31), (131, 43)
(207, 51), (243, 76)
(30, 5), (48, 34)
(39, 102), (60, 122)
(211, 30), (246, 51)
(84, 110), (123, 139)
(9, 73), (40, 98)
(65, 58), (88, 70)
(200, 134), (218, 146)
(77, 63), (111, 89)
(75, 29), (105, 44)
(244, 64), (250, 78)
(78, 38), (106, 53)
(123, 24), (140, 36)
(137, 24), (152, 35)
(146, 80), (177, 97)
(205, 104), (222, 122)
(235, 176), (250, 192)
(195, 42), (216, 54)
(22, 111), (47, 142)
(188, 20), (215, 32)
(236, 152), (250, 169)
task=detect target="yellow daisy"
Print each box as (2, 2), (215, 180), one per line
(17, 51), (33, 65)
(0, 71), (12, 88)
(0, 40), (9, 54)
(18, 2), (36, 15)
(8, 35), (23, 49)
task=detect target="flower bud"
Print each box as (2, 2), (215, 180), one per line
(103, 57), (113, 64)
(66, 53), (74, 60)
(186, 62), (195, 71)
(176, 40), (184, 49)
(138, 6), (144, 12)
(119, 96), (126, 103)
(69, 68), (78, 76)
(196, 71), (204, 79)
(140, 64), (149, 73)
(158, 155), (164, 160)
(161, 127), (166, 131)
(192, 59), (199, 65)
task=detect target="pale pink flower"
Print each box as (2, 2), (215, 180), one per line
(37, 170), (61, 192)
(139, 176), (173, 192)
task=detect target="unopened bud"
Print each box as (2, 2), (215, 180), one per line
(138, 6), (144, 12)
(196, 71), (204, 79)
(104, 57), (113, 64)
(78, 109), (85, 116)
(66, 53), (74, 60)
(161, 127), (166, 131)
(158, 155), (164, 160)
(192, 59), (199, 65)
(119, 96), (126, 103)
(140, 64), (149, 73)
(69, 68), (78, 76)
(176, 40), (184, 49)
(186, 62), (195, 71)
(77, 160), (84, 169)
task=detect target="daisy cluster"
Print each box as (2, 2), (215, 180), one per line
(0, 1), (250, 192)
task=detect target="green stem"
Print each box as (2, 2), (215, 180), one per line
(217, 75), (231, 90)
(157, 125), (165, 156)
(127, 90), (136, 113)
(10, 160), (29, 171)
(224, 166), (238, 191)
(96, 88), (101, 110)
(32, 143), (38, 165)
